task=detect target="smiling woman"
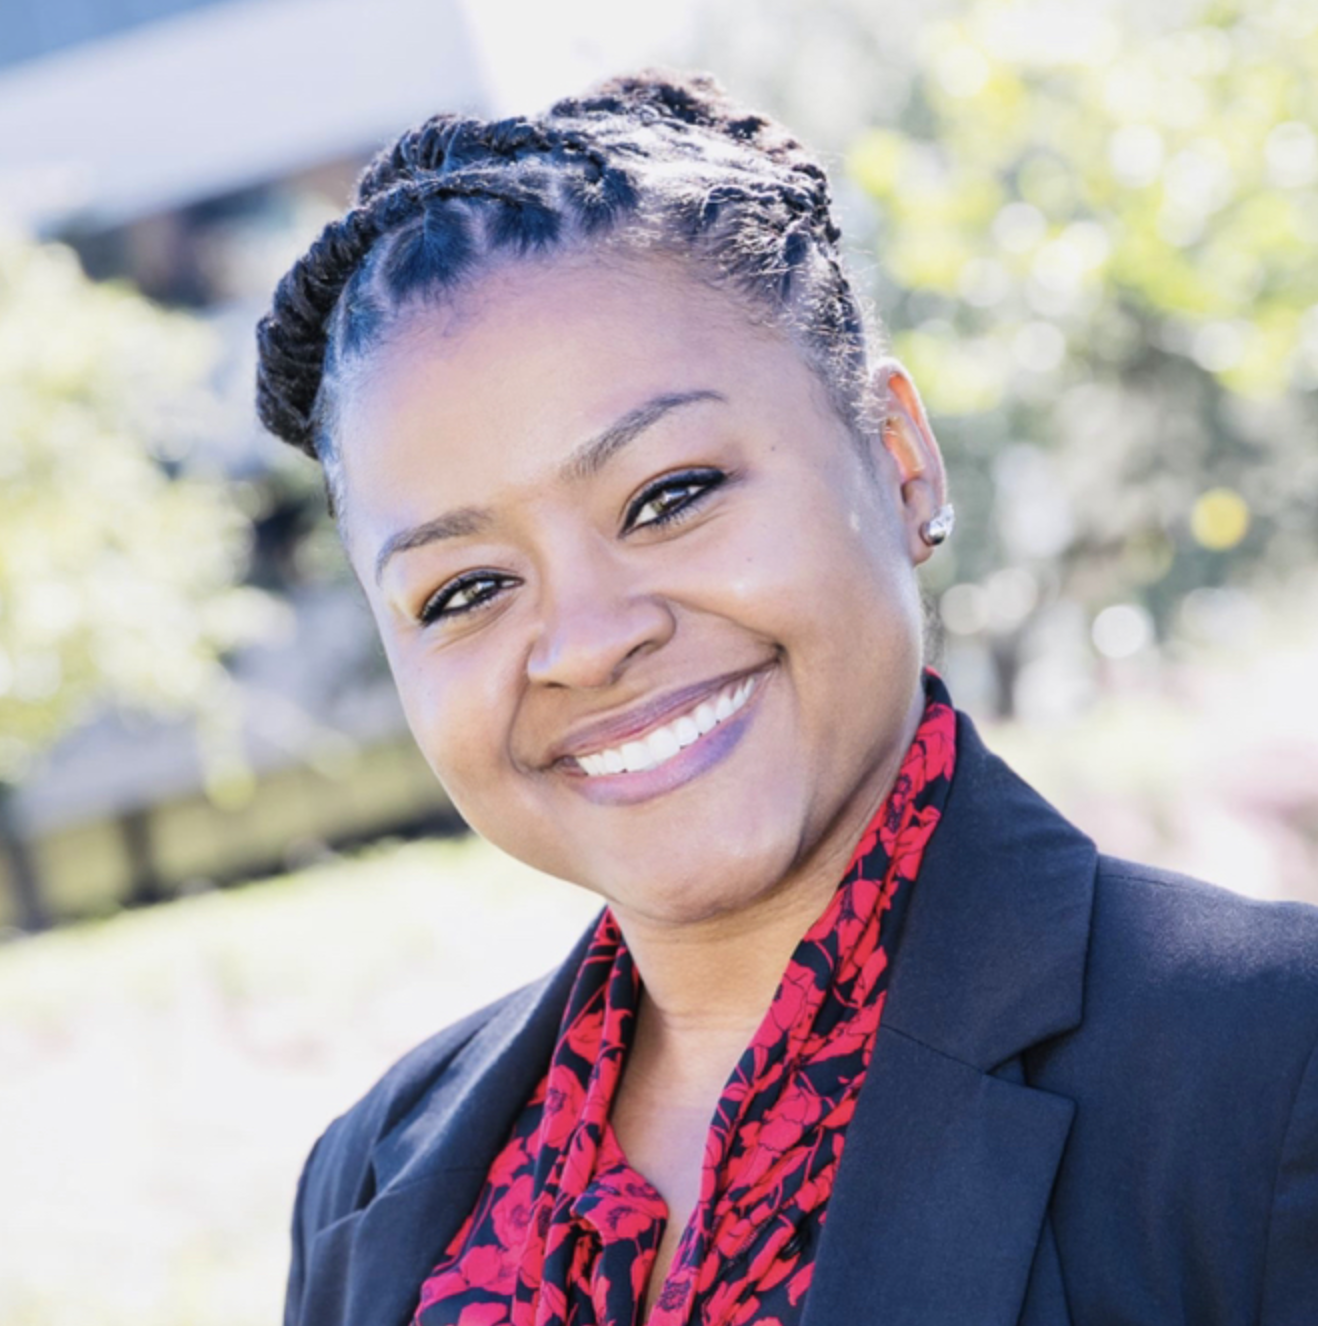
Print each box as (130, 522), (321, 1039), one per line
(336, 255), (933, 928)
(256, 73), (1318, 1326)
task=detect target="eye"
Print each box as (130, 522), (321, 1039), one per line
(624, 468), (727, 533)
(418, 571), (514, 627)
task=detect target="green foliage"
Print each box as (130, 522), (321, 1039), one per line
(0, 233), (266, 784)
(846, 0), (1318, 634)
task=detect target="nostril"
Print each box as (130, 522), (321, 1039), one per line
(526, 594), (675, 690)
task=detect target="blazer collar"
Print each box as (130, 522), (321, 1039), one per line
(310, 709), (1096, 1326)
(800, 711), (1095, 1326)
(882, 709), (1096, 1069)
(369, 923), (595, 1197)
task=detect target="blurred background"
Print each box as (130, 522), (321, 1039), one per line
(1, 0), (1315, 1320)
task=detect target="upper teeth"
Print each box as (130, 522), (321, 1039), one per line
(576, 676), (758, 777)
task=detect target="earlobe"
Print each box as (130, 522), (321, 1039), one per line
(868, 358), (951, 563)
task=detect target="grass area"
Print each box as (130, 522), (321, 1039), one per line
(0, 834), (599, 1326)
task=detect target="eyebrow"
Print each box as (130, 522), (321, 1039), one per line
(373, 389), (726, 586)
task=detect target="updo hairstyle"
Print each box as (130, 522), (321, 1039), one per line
(255, 71), (880, 516)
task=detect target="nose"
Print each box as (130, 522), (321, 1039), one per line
(525, 556), (675, 690)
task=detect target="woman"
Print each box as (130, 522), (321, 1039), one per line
(256, 73), (1318, 1326)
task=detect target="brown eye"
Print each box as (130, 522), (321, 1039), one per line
(625, 468), (726, 532)
(419, 572), (513, 626)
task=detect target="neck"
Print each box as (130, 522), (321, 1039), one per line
(608, 780), (889, 1105)
(613, 884), (835, 1104)
(622, 874), (834, 1021)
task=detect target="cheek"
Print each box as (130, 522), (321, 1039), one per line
(388, 642), (583, 884)
(728, 478), (923, 745)
(386, 636), (514, 799)
(699, 470), (914, 639)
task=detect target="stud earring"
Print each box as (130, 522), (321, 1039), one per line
(919, 504), (955, 547)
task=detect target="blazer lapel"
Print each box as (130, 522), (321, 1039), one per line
(803, 714), (1095, 1326)
(298, 925), (596, 1326)
(804, 1031), (1074, 1325)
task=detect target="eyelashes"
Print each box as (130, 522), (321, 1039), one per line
(418, 571), (514, 626)
(416, 467), (729, 628)
(623, 467), (726, 533)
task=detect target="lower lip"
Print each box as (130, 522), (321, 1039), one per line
(561, 669), (772, 807)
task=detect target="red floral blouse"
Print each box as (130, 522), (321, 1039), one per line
(412, 673), (957, 1326)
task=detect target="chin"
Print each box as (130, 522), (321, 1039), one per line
(584, 829), (805, 931)
(611, 879), (745, 929)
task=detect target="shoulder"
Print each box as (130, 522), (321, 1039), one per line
(1038, 852), (1318, 1170)
(282, 924), (594, 1322)
(294, 980), (541, 1231)
(1089, 854), (1318, 1034)
(287, 913), (597, 1254)
(1030, 860), (1318, 1314)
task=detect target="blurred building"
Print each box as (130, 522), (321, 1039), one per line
(0, 0), (501, 926)
(1, 0), (490, 234)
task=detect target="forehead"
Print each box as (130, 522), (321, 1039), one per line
(343, 253), (771, 418)
(332, 254), (826, 547)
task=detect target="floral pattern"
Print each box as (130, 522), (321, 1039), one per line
(413, 672), (957, 1326)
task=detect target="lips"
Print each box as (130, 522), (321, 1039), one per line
(548, 665), (771, 773)
(577, 674), (757, 776)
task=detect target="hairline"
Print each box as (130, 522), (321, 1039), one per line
(317, 239), (879, 535)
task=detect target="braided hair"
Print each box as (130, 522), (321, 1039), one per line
(256, 70), (879, 516)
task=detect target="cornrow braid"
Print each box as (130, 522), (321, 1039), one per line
(354, 114), (623, 206)
(256, 170), (588, 456)
(256, 69), (879, 513)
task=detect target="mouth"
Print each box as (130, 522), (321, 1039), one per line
(551, 664), (773, 804)
(573, 672), (759, 777)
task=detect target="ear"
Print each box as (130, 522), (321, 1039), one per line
(867, 357), (949, 565)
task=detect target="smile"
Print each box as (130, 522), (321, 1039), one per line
(574, 675), (759, 777)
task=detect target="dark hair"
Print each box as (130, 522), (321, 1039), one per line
(255, 70), (880, 516)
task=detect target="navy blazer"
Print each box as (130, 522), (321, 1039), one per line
(283, 715), (1318, 1325)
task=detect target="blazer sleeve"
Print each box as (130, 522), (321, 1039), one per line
(283, 1126), (331, 1326)
(1260, 1029), (1318, 1323)
(283, 1139), (312, 1326)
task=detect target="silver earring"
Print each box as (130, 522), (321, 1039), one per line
(920, 504), (955, 547)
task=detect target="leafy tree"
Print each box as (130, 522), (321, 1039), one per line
(0, 233), (264, 927)
(837, 0), (1318, 710)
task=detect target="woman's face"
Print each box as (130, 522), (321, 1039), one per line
(335, 256), (944, 928)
